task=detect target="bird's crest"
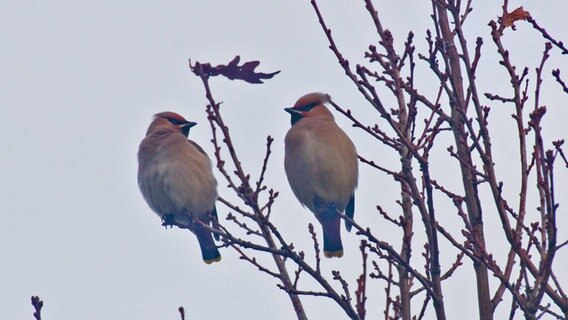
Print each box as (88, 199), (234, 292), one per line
(154, 111), (188, 125)
(293, 92), (331, 109)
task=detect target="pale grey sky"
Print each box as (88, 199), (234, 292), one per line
(1, 1), (566, 319)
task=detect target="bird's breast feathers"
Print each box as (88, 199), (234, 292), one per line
(285, 120), (358, 211)
(138, 139), (217, 218)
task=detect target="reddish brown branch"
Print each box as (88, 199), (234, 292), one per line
(526, 17), (568, 55)
(356, 241), (369, 319)
(308, 223), (322, 274)
(552, 69), (568, 94)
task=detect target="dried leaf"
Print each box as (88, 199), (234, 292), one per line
(191, 55), (280, 84)
(502, 7), (531, 30)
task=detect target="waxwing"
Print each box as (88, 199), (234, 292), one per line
(138, 112), (221, 264)
(284, 93), (358, 258)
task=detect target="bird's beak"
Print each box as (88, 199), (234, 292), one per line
(284, 107), (302, 115)
(183, 121), (198, 129)
(180, 121), (197, 137)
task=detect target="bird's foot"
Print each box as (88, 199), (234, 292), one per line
(161, 214), (175, 228)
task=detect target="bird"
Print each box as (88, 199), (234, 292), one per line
(137, 111), (221, 264)
(284, 92), (358, 258)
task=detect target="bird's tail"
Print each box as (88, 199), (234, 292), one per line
(194, 225), (222, 264)
(321, 216), (344, 258)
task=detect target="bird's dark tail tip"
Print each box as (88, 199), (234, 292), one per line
(194, 225), (222, 265)
(203, 252), (222, 264)
(345, 194), (355, 232)
(324, 249), (344, 258)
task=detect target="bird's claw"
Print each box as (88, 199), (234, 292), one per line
(161, 214), (175, 228)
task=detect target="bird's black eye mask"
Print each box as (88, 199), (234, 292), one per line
(163, 117), (197, 137)
(166, 118), (187, 126)
(296, 102), (318, 112)
(287, 102), (318, 125)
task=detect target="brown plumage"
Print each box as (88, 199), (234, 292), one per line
(138, 112), (221, 264)
(284, 93), (358, 258)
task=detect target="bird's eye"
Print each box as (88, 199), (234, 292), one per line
(167, 118), (185, 125)
(297, 102), (318, 112)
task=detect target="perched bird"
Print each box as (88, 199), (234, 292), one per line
(284, 92), (358, 258)
(138, 111), (221, 264)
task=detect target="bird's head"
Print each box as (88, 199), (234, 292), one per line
(146, 111), (197, 137)
(284, 92), (334, 126)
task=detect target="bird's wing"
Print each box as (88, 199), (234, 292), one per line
(345, 194), (355, 232)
